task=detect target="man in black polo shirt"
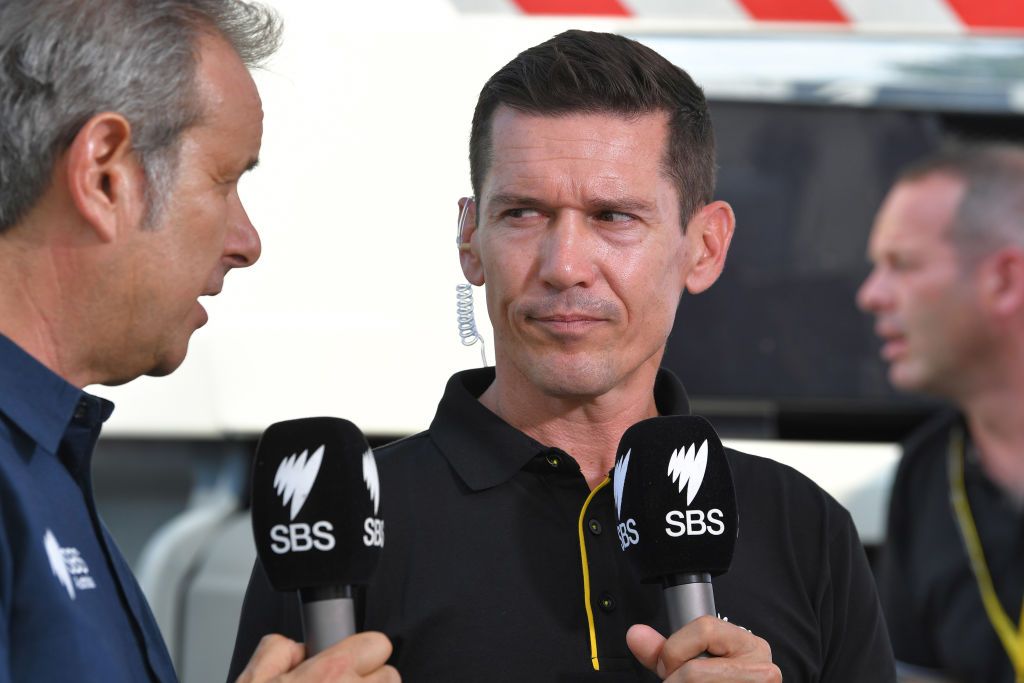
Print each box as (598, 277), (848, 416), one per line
(231, 30), (895, 682)
(858, 144), (1024, 683)
(0, 1), (396, 681)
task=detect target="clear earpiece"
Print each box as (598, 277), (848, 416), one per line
(455, 197), (487, 366)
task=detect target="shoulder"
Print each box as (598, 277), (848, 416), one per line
(725, 447), (855, 541)
(373, 430), (434, 459)
(892, 410), (960, 494)
(899, 410), (959, 467)
(726, 447), (840, 509)
(372, 430), (449, 489)
(372, 430), (438, 474)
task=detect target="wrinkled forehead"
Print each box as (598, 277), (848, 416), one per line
(483, 107), (674, 195)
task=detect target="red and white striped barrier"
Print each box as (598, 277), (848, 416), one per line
(450, 0), (1024, 34)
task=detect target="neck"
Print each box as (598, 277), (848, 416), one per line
(479, 361), (661, 489)
(0, 217), (92, 388)
(962, 376), (1024, 497)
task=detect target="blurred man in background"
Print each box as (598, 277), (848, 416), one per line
(0, 1), (396, 681)
(232, 29), (894, 682)
(858, 143), (1024, 683)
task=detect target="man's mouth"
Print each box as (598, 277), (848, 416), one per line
(876, 328), (907, 361)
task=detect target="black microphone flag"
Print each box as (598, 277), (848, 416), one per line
(250, 417), (384, 654)
(613, 415), (738, 633)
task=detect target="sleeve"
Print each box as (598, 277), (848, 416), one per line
(225, 559), (304, 682)
(818, 505), (898, 683)
(0, 612), (8, 683)
(0, 493), (12, 683)
(876, 456), (940, 670)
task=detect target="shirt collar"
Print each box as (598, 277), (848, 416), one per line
(429, 367), (690, 492)
(0, 333), (114, 456)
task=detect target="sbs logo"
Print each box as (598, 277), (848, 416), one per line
(44, 529), (95, 599)
(664, 440), (725, 537)
(361, 449), (384, 548)
(612, 449), (639, 551)
(269, 445), (336, 554)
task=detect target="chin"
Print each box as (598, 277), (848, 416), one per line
(526, 356), (621, 399)
(889, 364), (937, 396)
(144, 341), (191, 378)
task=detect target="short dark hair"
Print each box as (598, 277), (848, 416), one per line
(469, 29), (716, 229)
(899, 142), (1024, 261)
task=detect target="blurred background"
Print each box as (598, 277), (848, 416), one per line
(83, 1), (1024, 680)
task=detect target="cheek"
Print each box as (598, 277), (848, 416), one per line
(187, 201), (230, 263)
(613, 250), (685, 316)
(481, 247), (530, 301)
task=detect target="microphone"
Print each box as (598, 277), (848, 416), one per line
(250, 417), (385, 656)
(612, 415), (737, 635)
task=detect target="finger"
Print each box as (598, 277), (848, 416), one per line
(315, 631), (394, 675)
(667, 657), (782, 683)
(363, 664), (402, 683)
(658, 616), (718, 672)
(660, 616), (772, 674)
(235, 634), (305, 683)
(626, 624), (668, 678)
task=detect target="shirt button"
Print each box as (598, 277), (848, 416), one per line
(588, 519), (602, 535)
(73, 399), (88, 420)
(599, 593), (616, 612)
(545, 453), (560, 468)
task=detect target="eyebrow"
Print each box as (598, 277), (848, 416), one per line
(486, 193), (657, 214)
(486, 193), (543, 209)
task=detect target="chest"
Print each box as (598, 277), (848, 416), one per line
(1, 449), (175, 683)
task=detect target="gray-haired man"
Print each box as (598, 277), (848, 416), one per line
(0, 2), (396, 681)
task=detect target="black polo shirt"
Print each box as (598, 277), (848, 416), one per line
(878, 410), (1024, 683)
(229, 368), (895, 682)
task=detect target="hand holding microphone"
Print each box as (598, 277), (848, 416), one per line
(235, 632), (396, 683)
(243, 417), (398, 682)
(614, 416), (779, 682)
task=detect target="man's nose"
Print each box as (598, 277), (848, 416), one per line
(538, 212), (596, 290)
(224, 194), (261, 269)
(856, 267), (887, 314)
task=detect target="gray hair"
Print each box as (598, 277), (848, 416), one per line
(900, 142), (1024, 264)
(0, 0), (282, 233)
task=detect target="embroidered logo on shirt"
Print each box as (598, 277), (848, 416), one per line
(43, 529), (96, 599)
(362, 448), (381, 515)
(667, 440), (709, 505)
(612, 449), (631, 520)
(274, 444), (325, 520)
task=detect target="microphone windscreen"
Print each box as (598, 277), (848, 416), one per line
(251, 417), (384, 592)
(612, 415), (737, 582)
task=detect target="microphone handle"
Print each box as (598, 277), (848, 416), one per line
(664, 572), (715, 659)
(299, 586), (356, 656)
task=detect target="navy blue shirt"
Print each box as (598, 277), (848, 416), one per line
(0, 334), (177, 682)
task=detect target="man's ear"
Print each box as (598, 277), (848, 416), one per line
(684, 200), (735, 295)
(64, 112), (145, 242)
(980, 246), (1024, 319)
(457, 196), (485, 286)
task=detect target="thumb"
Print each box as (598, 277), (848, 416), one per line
(235, 634), (305, 683)
(626, 624), (667, 679)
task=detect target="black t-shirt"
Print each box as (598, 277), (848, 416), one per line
(878, 410), (1024, 683)
(228, 368), (895, 682)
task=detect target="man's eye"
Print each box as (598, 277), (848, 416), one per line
(506, 208), (542, 219)
(596, 211), (634, 223)
(889, 256), (916, 271)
